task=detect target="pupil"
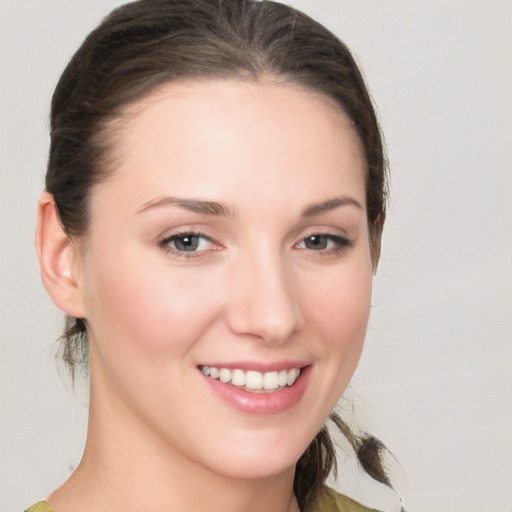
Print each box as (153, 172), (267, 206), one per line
(306, 235), (327, 250)
(175, 235), (199, 251)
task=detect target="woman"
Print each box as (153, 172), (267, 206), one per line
(30, 0), (393, 511)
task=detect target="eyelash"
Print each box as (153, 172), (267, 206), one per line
(158, 231), (217, 259)
(295, 233), (352, 256)
(157, 231), (352, 259)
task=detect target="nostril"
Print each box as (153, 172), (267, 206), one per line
(225, 259), (305, 343)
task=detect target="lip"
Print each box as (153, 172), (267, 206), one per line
(199, 363), (312, 415)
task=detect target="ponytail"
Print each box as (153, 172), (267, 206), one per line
(294, 411), (391, 512)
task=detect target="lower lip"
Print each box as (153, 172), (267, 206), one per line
(200, 366), (311, 416)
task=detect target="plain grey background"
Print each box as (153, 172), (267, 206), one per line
(1, 1), (511, 511)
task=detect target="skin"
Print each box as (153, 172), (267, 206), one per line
(37, 79), (374, 512)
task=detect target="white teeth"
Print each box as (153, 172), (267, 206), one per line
(246, 370), (263, 390)
(263, 371), (279, 390)
(278, 369), (288, 387)
(231, 369), (246, 386)
(200, 366), (301, 391)
(219, 368), (231, 383)
(287, 368), (299, 386)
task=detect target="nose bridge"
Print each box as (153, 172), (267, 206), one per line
(227, 243), (304, 344)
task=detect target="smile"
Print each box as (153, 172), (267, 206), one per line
(199, 365), (301, 393)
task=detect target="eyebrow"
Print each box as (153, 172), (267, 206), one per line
(136, 195), (362, 217)
(136, 196), (233, 216)
(301, 196), (363, 216)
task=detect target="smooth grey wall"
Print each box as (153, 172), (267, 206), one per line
(1, 1), (511, 511)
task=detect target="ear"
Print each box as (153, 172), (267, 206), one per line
(35, 192), (87, 318)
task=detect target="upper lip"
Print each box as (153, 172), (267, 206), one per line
(197, 361), (310, 372)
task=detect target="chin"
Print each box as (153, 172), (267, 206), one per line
(193, 428), (311, 481)
(207, 453), (298, 481)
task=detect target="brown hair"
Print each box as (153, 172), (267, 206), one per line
(47, 0), (389, 510)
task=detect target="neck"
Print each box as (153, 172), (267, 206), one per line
(48, 373), (300, 512)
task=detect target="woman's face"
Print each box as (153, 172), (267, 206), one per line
(75, 80), (373, 480)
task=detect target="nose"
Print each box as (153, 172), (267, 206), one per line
(225, 250), (305, 345)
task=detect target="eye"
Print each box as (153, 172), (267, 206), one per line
(158, 231), (215, 256)
(296, 233), (351, 254)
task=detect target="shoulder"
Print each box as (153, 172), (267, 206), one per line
(24, 493), (387, 512)
(312, 487), (384, 512)
(24, 502), (54, 512)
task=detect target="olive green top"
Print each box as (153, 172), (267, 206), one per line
(314, 488), (383, 511)
(25, 488), (382, 512)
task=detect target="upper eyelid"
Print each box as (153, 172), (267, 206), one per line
(295, 233), (351, 245)
(159, 231), (215, 246)
(295, 228), (350, 242)
(161, 230), (211, 240)
(158, 227), (216, 243)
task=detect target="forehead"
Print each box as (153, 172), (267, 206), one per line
(117, 78), (362, 155)
(93, 79), (366, 216)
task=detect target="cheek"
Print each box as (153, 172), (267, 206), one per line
(82, 251), (224, 362)
(304, 256), (373, 387)
(311, 262), (372, 343)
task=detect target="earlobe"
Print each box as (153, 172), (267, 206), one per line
(35, 192), (87, 318)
